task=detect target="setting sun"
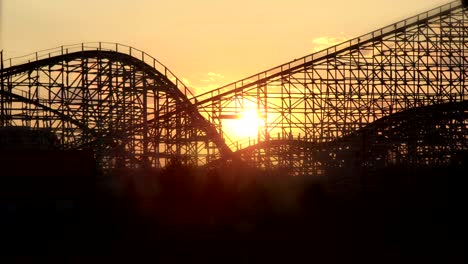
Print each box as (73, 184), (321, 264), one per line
(222, 109), (264, 143)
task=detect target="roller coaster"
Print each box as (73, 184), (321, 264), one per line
(1, 0), (467, 176)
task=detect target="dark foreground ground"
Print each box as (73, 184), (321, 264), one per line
(1, 160), (467, 263)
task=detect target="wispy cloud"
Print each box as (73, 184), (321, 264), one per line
(182, 77), (191, 85)
(182, 72), (228, 95)
(202, 72), (225, 83)
(311, 33), (348, 52)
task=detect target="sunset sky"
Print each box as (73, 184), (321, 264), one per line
(1, 0), (454, 94)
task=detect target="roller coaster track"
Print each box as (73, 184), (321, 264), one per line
(234, 100), (468, 175)
(192, 0), (468, 171)
(1, 43), (231, 169)
(193, 1), (464, 105)
(1, 1), (467, 174)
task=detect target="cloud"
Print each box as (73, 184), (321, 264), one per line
(181, 72), (228, 95)
(311, 33), (348, 52)
(207, 72), (224, 78)
(202, 72), (225, 82)
(182, 77), (191, 85)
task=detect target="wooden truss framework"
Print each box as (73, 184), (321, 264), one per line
(1, 1), (467, 175)
(0, 44), (228, 169)
(193, 0), (467, 175)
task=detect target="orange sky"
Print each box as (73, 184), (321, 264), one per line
(0, 0), (454, 95)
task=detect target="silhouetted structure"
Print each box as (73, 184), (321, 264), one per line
(0, 0), (466, 175)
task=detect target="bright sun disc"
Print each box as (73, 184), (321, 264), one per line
(223, 109), (263, 140)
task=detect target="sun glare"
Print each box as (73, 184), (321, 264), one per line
(223, 109), (264, 142)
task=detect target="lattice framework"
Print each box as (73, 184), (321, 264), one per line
(1, 1), (467, 175)
(191, 0), (467, 175)
(1, 44), (228, 169)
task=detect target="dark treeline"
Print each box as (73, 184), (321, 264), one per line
(1, 160), (466, 263)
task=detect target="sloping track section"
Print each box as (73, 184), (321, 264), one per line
(236, 101), (468, 176)
(195, 0), (467, 175)
(0, 43), (230, 169)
